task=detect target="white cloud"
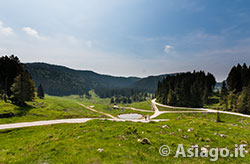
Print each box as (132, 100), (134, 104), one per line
(22, 27), (43, 39)
(86, 40), (92, 48)
(0, 21), (14, 36)
(164, 45), (173, 54)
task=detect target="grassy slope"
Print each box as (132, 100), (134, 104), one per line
(0, 93), (153, 124)
(76, 92), (154, 117)
(0, 114), (250, 163)
(0, 95), (101, 124)
(124, 100), (153, 111)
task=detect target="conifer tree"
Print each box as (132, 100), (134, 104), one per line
(220, 81), (228, 99)
(11, 71), (35, 106)
(37, 84), (45, 99)
(237, 84), (250, 114)
(0, 55), (24, 102)
(110, 97), (114, 104)
(167, 90), (177, 105)
(202, 87), (209, 105)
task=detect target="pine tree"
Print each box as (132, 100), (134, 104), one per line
(242, 63), (250, 87)
(202, 87), (209, 105)
(167, 90), (177, 105)
(110, 97), (114, 104)
(10, 71), (35, 106)
(227, 64), (243, 93)
(0, 55), (24, 102)
(237, 84), (250, 114)
(37, 84), (45, 99)
(220, 81), (228, 99)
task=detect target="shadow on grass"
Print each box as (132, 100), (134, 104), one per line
(0, 102), (34, 119)
(14, 104), (33, 117)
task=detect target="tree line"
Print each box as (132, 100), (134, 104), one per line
(0, 55), (44, 106)
(95, 88), (149, 104)
(110, 92), (149, 104)
(155, 71), (216, 107)
(220, 63), (250, 114)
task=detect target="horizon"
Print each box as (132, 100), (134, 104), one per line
(1, 0), (250, 81)
(26, 61), (228, 82)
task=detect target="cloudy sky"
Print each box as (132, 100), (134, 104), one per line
(0, 0), (250, 81)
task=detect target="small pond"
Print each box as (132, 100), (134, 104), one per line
(118, 113), (143, 119)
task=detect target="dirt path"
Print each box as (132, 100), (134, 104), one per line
(150, 99), (162, 118)
(77, 103), (118, 119)
(0, 118), (169, 130)
(0, 102), (170, 130)
(3, 99), (249, 130)
(0, 118), (94, 130)
(152, 99), (250, 118)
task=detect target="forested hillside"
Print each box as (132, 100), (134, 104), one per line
(25, 63), (169, 96)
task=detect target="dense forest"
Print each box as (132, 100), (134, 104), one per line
(220, 63), (250, 114)
(0, 55), (35, 106)
(155, 71), (216, 107)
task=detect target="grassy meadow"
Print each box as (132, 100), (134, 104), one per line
(0, 114), (250, 163)
(0, 95), (102, 124)
(1, 93), (250, 163)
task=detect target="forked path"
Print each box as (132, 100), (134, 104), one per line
(0, 102), (168, 130)
(1, 99), (250, 130)
(150, 99), (215, 118)
(152, 99), (250, 118)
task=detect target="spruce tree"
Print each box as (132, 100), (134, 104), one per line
(0, 55), (24, 102)
(167, 90), (177, 105)
(10, 71), (35, 106)
(227, 64), (243, 93)
(37, 84), (45, 99)
(110, 97), (114, 104)
(238, 84), (250, 114)
(242, 63), (250, 87)
(202, 87), (209, 105)
(220, 81), (228, 99)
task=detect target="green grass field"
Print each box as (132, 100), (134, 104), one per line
(74, 92), (154, 117)
(0, 93), (154, 124)
(124, 100), (153, 111)
(0, 114), (250, 163)
(0, 95), (102, 124)
(80, 102), (154, 118)
(1, 94), (250, 163)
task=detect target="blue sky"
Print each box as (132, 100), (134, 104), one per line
(0, 0), (250, 81)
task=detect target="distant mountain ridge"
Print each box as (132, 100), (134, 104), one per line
(25, 62), (170, 96)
